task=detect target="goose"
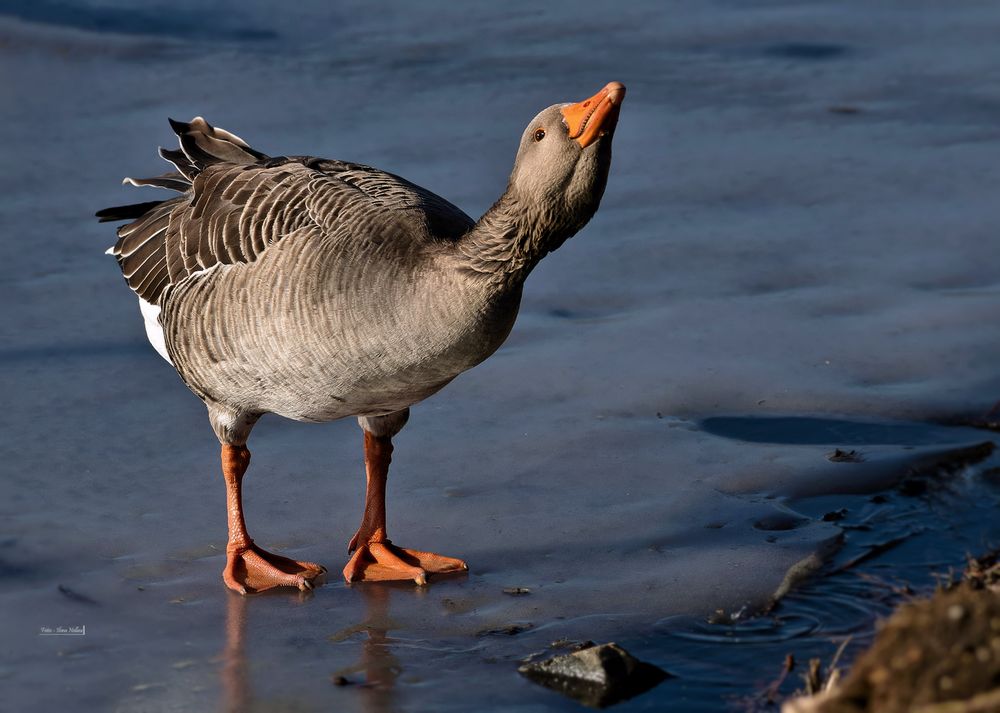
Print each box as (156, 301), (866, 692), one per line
(97, 82), (625, 594)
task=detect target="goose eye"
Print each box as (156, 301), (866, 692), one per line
(533, 128), (546, 142)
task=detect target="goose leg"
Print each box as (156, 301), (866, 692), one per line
(220, 444), (326, 594)
(343, 430), (468, 585)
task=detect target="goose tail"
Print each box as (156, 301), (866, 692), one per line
(96, 116), (269, 223)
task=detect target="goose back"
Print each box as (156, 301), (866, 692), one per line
(99, 117), (475, 306)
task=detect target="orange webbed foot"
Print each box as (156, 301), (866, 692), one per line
(342, 539), (467, 585)
(223, 540), (327, 595)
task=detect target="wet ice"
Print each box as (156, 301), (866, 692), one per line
(2, 1), (1000, 711)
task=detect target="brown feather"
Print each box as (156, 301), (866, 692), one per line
(99, 118), (474, 305)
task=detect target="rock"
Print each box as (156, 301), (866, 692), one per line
(518, 642), (669, 707)
(502, 587), (531, 596)
(828, 449), (864, 463)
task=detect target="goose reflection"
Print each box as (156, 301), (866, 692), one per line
(331, 584), (402, 712)
(220, 584), (405, 713)
(221, 591), (250, 713)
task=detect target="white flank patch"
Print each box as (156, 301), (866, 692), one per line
(138, 297), (173, 364)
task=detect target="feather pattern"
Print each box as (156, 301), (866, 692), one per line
(100, 117), (474, 305)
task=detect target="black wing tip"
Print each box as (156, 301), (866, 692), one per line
(95, 206), (120, 222)
(95, 200), (167, 223)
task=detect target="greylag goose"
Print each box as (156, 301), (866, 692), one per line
(97, 82), (625, 594)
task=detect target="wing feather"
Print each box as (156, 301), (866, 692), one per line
(99, 118), (475, 305)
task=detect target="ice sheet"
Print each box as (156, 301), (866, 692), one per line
(1, 2), (999, 710)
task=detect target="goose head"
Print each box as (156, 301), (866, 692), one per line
(507, 81), (626, 243)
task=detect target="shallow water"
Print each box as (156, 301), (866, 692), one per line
(2, 1), (1000, 711)
(654, 471), (1000, 711)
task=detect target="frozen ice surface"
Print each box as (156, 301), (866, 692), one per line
(1, 1), (999, 711)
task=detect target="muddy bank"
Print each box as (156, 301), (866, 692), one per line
(784, 552), (1000, 713)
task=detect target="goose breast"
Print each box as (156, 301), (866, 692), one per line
(162, 222), (522, 422)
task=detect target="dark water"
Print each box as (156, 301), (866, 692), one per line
(701, 416), (979, 447)
(649, 473), (1000, 711)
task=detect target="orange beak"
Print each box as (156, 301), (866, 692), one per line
(561, 81), (626, 149)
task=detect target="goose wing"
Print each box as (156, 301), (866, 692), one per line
(98, 117), (473, 304)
